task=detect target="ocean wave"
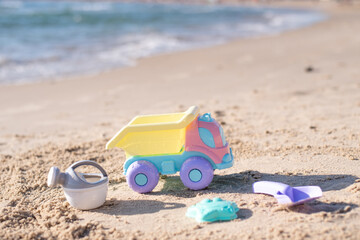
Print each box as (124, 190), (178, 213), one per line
(264, 9), (326, 29)
(0, 0), (23, 9)
(98, 33), (193, 66)
(70, 2), (113, 12)
(0, 2), (326, 84)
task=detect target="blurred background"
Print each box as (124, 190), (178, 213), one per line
(0, 0), (325, 84)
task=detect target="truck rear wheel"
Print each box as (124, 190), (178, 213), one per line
(126, 161), (159, 193)
(180, 157), (213, 190)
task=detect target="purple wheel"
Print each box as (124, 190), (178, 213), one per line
(180, 157), (214, 190)
(126, 161), (159, 193)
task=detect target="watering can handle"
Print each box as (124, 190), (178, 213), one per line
(70, 160), (108, 177)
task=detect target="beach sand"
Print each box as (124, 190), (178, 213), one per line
(0, 1), (359, 239)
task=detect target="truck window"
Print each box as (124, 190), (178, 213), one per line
(219, 126), (227, 146)
(198, 128), (215, 148)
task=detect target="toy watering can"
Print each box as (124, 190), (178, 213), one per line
(47, 160), (108, 210)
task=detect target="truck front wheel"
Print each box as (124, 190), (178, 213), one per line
(180, 157), (214, 190)
(126, 161), (159, 193)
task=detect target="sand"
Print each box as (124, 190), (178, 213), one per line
(0, 1), (360, 239)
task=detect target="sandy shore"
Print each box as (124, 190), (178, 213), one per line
(1, 1), (360, 239)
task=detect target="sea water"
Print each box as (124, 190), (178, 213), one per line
(0, 1), (325, 84)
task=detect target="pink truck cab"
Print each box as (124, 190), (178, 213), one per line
(186, 112), (233, 166)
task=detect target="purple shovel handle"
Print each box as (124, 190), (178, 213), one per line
(253, 181), (291, 196)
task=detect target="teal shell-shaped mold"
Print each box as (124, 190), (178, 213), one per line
(186, 198), (239, 222)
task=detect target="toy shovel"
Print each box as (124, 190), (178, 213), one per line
(253, 181), (322, 206)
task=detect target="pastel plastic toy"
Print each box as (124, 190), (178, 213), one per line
(186, 198), (239, 222)
(106, 106), (233, 193)
(47, 160), (109, 210)
(253, 181), (322, 206)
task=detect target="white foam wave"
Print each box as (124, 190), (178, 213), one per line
(98, 34), (187, 64)
(71, 2), (113, 12)
(0, 3), (326, 85)
(266, 11), (326, 30)
(0, 0), (23, 9)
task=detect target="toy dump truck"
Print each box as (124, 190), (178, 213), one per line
(106, 106), (233, 193)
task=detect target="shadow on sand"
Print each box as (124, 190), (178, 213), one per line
(289, 200), (358, 214)
(154, 171), (358, 199)
(236, 208), (253, 220)
(93, 198), (255, 221)
(91, 199), (185, 216)
(93, 171), (358, 217)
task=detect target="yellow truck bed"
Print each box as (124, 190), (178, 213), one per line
(106, 106), (199, 157)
